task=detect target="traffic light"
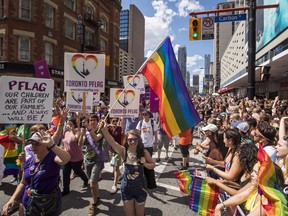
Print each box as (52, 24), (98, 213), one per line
(189, 18), (202, 41)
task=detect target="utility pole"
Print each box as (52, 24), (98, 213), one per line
(247, 0), (256, 100)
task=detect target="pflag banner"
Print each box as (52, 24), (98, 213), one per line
(257, 144), (288, 216)
(141, 37), (200, 138)
(189, 176), (219, 216)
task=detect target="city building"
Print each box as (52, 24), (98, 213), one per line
(119, 48), (134, 83)
(186, 71), (190, 88)
(220, 0), (288, 98)
(178, 46), (187, 85)
(119, 4), (144, 73)
(0, 0), (122, 97)
(192, 74), (199, 93)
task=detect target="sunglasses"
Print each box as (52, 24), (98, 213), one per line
(112, 120), (118, 123)
(127, 138), (139, 144)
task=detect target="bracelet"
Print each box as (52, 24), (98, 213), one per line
(47, 143), (56, 151)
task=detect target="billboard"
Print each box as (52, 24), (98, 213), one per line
(256, 0), (288, 51)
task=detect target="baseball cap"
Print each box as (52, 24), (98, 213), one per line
(202, 124), (218, 133)
(27, 133), (41, 142)
(230, 120), (243, 128)
(237, 122), (250, 133)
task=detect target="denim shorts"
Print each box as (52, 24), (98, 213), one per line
(121, 185), (147, 204)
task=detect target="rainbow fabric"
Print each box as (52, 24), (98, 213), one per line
(189, 176), (219, 216)
(0, 127), (18, 176)
(141, 37), (200, 138)
(257, 144), (288, 216)
(175, 169), (197, 194)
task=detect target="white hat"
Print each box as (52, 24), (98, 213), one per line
(27, 133), (41, 142)
(202, 124), (218, 133)
(237, 122), (250, 133)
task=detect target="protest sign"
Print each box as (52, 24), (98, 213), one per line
(109, 88), (140, 118)
(64, 53), (105, 93)
(66, 91), (93, 113)
(93, 91), (100, 106)
(123, 74), (145, 94)
(0, 76), (54, 123)
(34, 59), (50, 78)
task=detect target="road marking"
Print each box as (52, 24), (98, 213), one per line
(156, 182), (180, 192)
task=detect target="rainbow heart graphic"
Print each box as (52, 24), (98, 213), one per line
(127, 75), (140, 87)
(115, 90), (135, 108)
(71, 54), (98, 78)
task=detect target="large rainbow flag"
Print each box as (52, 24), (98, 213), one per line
(189, 176), (219, 216)
(141, 37), (200, 138)
(175, 169), (197, 194)
(0, 126), (18, 176)
(257, 144), (288, 216)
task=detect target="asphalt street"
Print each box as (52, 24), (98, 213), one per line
(0, 138), (206, 216)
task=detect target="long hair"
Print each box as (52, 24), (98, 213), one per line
(122, 129), (145, 159)
(224, 128), (241, 165)
(215, 129), (228, 158)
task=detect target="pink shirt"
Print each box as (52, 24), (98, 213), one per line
(63, 131), (83, 162)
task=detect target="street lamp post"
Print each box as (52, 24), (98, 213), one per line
(247, 0), (256, 100)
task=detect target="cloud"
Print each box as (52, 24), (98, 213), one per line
(144, 0), (177, 54)
(176, 0), (204, 17)
(187, 54), (204, 69)
(178, 27), (187, 32)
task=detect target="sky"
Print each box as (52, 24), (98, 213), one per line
(121, 0), (226, 78)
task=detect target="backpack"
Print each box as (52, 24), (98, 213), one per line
(140, 119), (154, 132)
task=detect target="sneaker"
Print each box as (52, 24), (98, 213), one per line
(155, 158), (160, 163)
(178, 166), (188, 171)
(61, 190), (70, 197)
(110, 185), (117, 194)
(88, 203), (97, 216)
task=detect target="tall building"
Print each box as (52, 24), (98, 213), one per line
(213, 1), (245, 91)
(186, 71), (190, 88)
(0, 0), (122, 96)
(119, 48), (135, 83)
(119, 5), (144, 73)
(178, 46), (187, 85)
(204, 54), (211, 76)
(192, 74), (199, 93)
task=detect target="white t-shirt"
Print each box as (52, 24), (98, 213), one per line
(263, 145), (277, 162)
(136, 119), (158, 148)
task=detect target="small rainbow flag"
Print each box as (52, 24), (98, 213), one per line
(141, 37), (200, 138)
(189, 176), (219, 216)
(0, 127), (18, 176)
(257, 144), (288, 216)
(175, 169), (197, 194)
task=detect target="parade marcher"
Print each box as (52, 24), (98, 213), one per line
(100, 121), (155, 216)
(136, 110), (158, 189)
(155, 122), (170, 162)
(0, 143), (4, 186)
(79, 114), (104, 216)
(107, 117), (123, 194)
(62, 119), (88, 196)
(178, 128), (193, 170)
(2, 130), (71, 216)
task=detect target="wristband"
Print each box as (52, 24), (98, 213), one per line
(47, 143), (56, 151)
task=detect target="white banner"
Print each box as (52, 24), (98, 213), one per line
(64, 53), (105, 92)
(109, 88), (140, 118)
(66, 92), (93, 113)
(93, 91), (100, 106)
(123, 74), (145, 94)
(0, 76), (54, 123)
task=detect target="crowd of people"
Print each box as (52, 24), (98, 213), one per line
(0, 93), (288, 215)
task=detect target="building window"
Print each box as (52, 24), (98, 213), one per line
(45, 4), (54, 28)
(45, 42), (53, 65)
(100, 16), (107, 33)
(99, 39), (107, 51)
(0, 0), (4, 18)
(86, 5), (93, 20)
(0, 36), (3, 58)
(19, 0), (31, 20)
(65, 19), (75, 40)
(18, 37), (30, 61)
(85, 31), (94, 46)
(64, 0), (76, 11)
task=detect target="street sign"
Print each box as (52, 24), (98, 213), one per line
(215, 14), (247, 23)
(202, 17), (214, 40)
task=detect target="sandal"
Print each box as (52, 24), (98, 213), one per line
(88, 203), (97, 216)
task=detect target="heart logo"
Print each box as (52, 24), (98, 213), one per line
(127, 75), (140, 88)
(71, 54), (98, 78)
(71, 92), (85, 104)
(115, 90), (135, 108)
